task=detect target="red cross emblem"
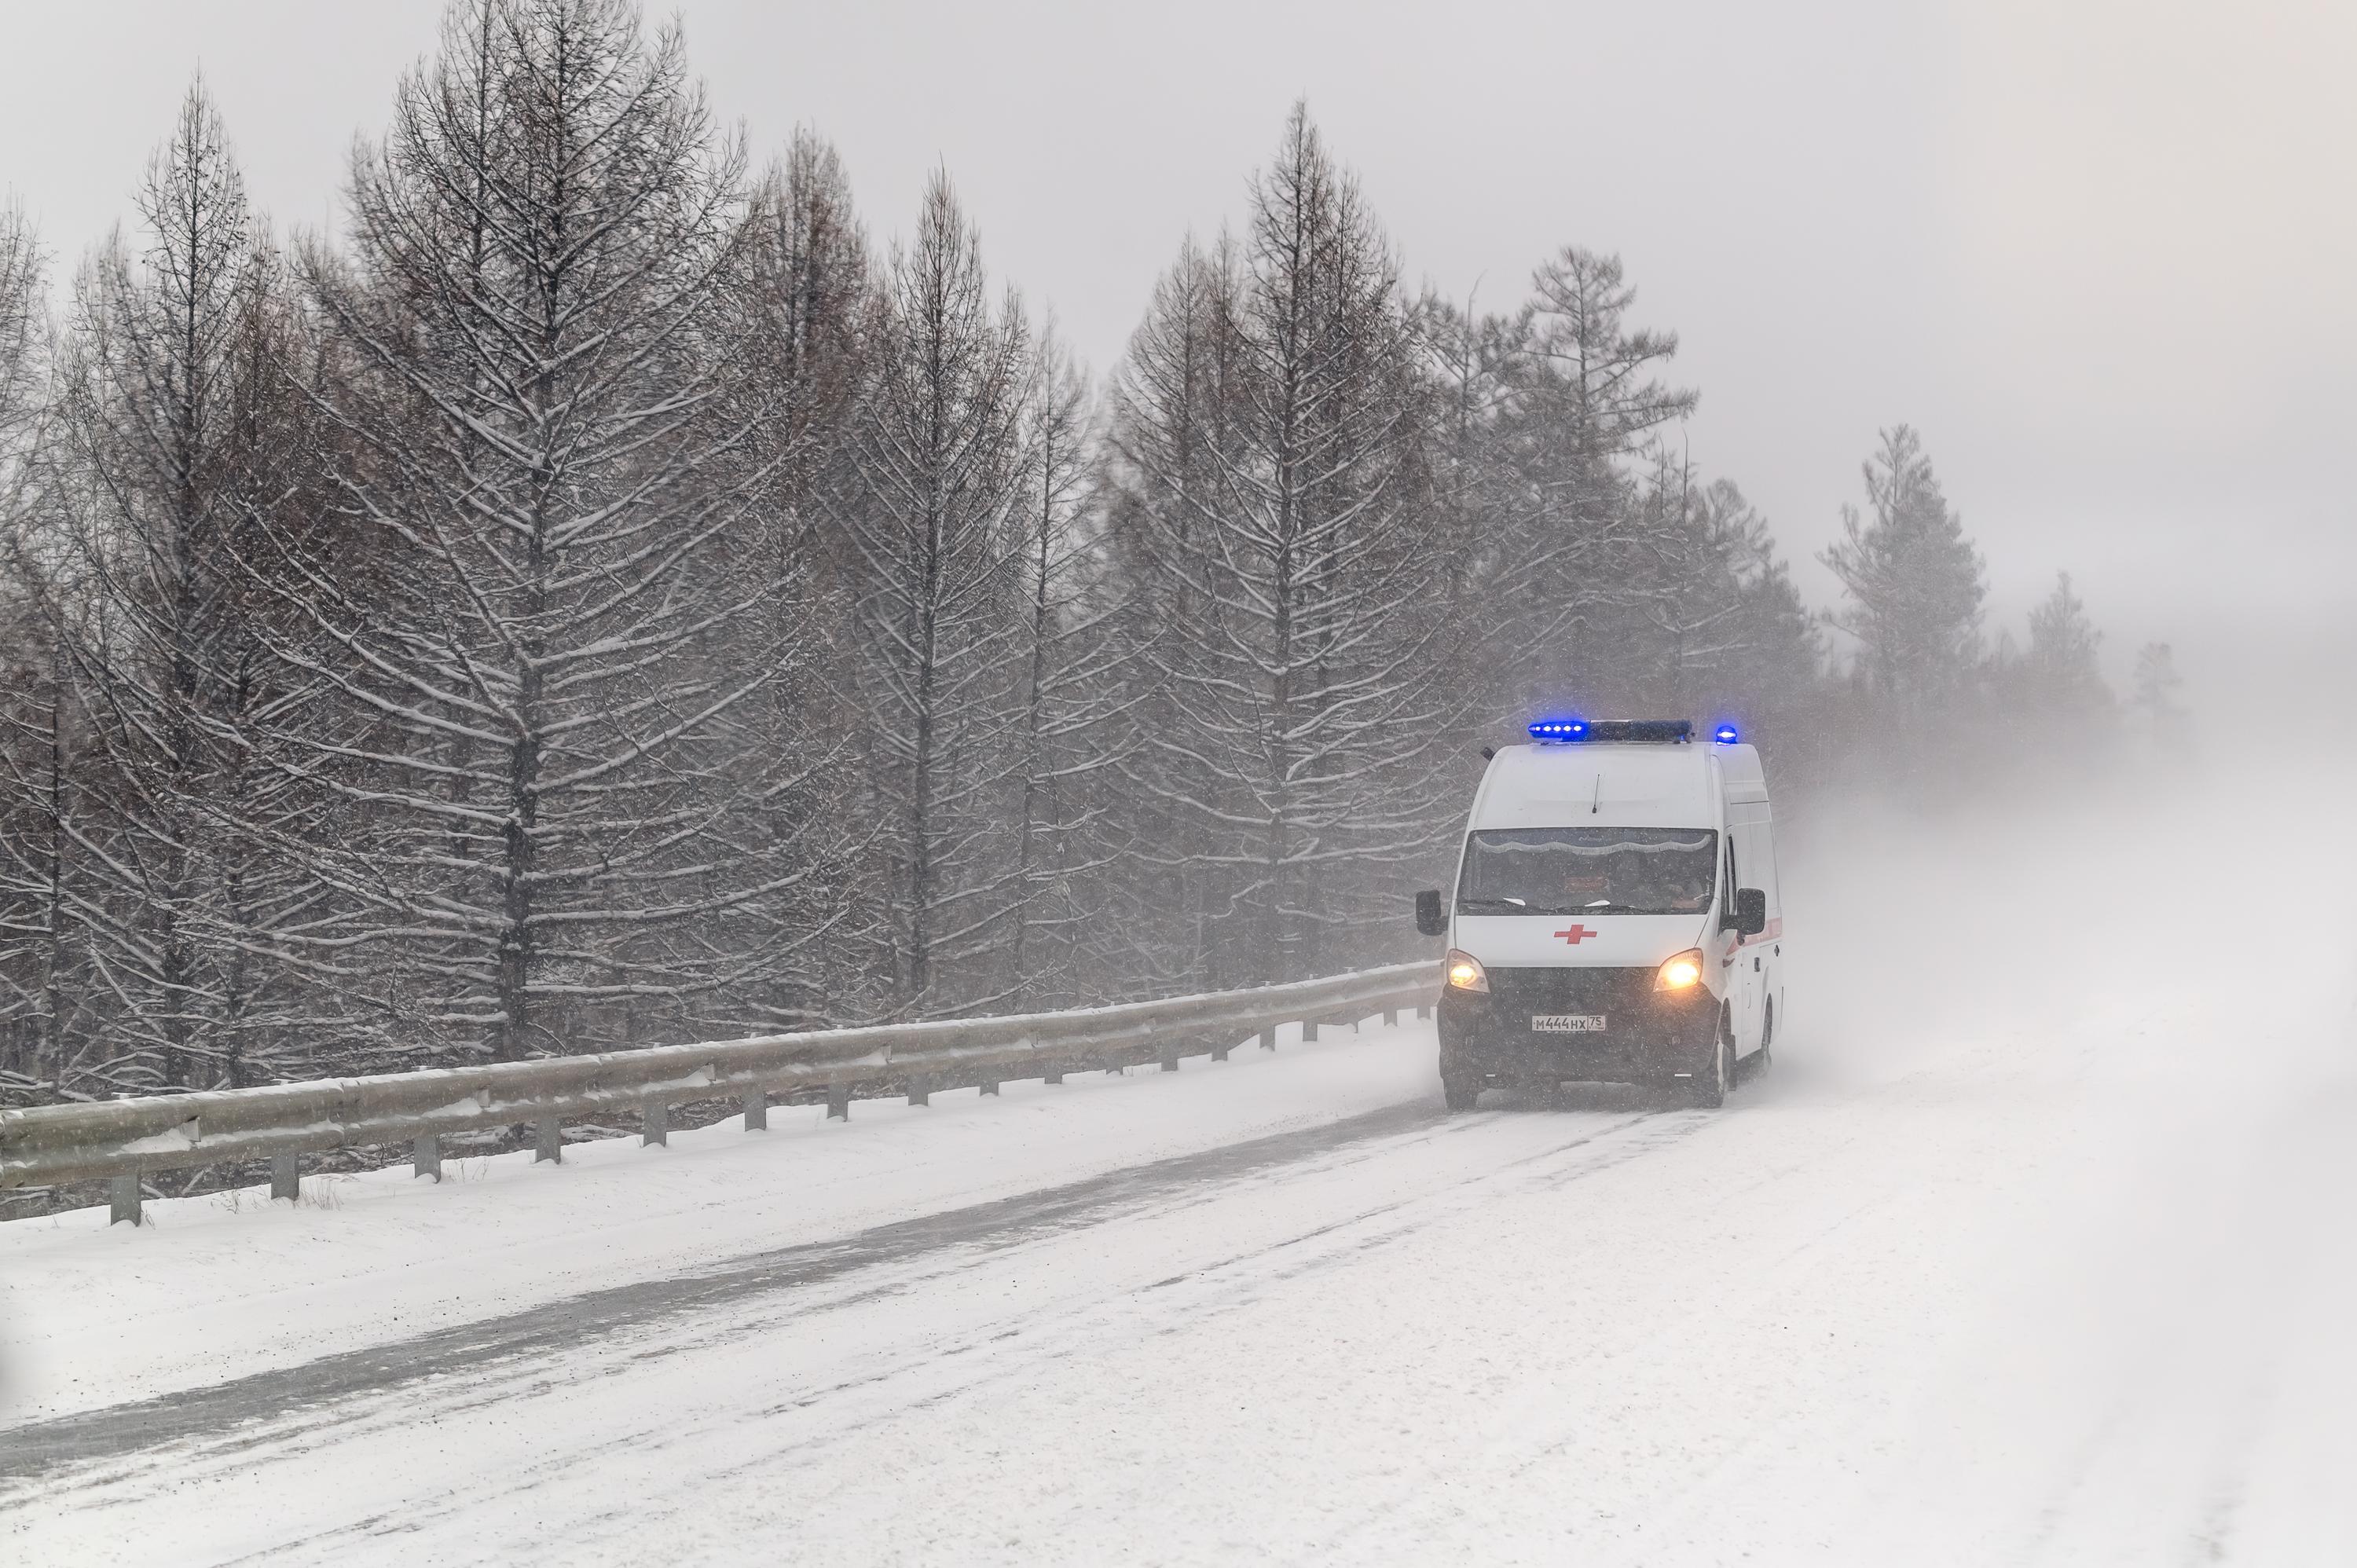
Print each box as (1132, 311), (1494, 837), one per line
(1553, 924), (1597, 944)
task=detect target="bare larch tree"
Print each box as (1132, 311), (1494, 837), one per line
(265, 0), (793, 1060)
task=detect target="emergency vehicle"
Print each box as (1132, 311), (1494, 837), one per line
(1413, 719), (1783, 1109)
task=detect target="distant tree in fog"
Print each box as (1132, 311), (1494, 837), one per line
(2129, 640), (2188, 745)
(1655, 474), (1822, 724)
(1487, 247), (1698, 720)
(2022, 572), (2110, 717)
(1821, 425), (1986, 713)
(1409, 262), (1814, 770)
(1980, 570), (2121, 773)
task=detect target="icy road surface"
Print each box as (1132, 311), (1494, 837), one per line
(4, 782), (2355, 1565)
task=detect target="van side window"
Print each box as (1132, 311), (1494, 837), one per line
(1727, 811), (1776, 920)
(1723, 838), (1739, 903)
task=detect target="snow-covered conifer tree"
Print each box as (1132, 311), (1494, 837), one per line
(718, 128), (878, 1028)
(825, 171), (1032, 1013)
(35, 82), (325, 1090)
(1098, 236), (1247, 992)
(1004, 328), (1125, 1006)
(1108, 105), (1450, 986)
(0, 201), (67, 1101)
(260, 0), (802, 1060)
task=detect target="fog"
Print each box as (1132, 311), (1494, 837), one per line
(1759, 635), (2356, 1555)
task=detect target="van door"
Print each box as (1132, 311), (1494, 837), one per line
(1725, 807), (1772, 1053)
(1752, 811), (1784, 1046)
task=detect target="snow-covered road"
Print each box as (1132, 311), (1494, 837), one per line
(5, 775), (2355, 1565)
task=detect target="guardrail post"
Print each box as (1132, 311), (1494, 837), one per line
(1160, 1045), (1180, 1072)
(1259, 1026), (1277, 1051)
(1212, 1039), (1231, 1062)
(643, 1103), (668, 1146)
(1417, 1003), (1430, 1020)
(907, 1078), (929, 1108)
(1302, 1019), (1320, 1042)
(742, 1090), (768, 1131)
(109, 1174), (141, 1226)
(413, 1134), (442, 1181)
(979, 1078), (999, 1096)
(1384, 1009), (1398, 1027)
(1043, 1064), (1063, 1084)
(827, 1083), (850, 1119)
(535, 1116), (563, 1163)
(270, 1152), (300, 1202)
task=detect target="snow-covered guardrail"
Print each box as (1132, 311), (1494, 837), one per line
(1, 961), (1440, 1223)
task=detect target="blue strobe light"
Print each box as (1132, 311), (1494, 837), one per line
(1528, 717), (1590, 743)
(1712, 723), (1740, 744)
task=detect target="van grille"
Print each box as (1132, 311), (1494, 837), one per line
(1484, 967), (1659, 1013)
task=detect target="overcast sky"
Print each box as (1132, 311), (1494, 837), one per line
(4, 0), (2350, 679)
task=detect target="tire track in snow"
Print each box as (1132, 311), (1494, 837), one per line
(287, 1109), (1710, 1564)
(0, 1099), (1450, 1490)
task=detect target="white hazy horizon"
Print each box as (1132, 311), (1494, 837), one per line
(3, 0), (2348, 679)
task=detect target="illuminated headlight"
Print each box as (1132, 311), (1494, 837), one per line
(1444, 949), (1489, 992)
(1654, 949), (1706, 991)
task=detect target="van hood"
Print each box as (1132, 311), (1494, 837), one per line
(1453, 912), (1710, 969)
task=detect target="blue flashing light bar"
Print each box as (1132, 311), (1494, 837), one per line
(1528, 718), (1703, 745)
(1713, 723), (1740, 744)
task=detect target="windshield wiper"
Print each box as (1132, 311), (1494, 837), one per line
(1455, 896), (1529, 910)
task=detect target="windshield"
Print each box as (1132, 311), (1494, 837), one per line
(1455, 826), (1718, 916)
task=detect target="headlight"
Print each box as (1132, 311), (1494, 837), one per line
(1654, 949), (1706, 991)
(1444, 949), (1489, 992)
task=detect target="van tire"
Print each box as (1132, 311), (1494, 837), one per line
(1756, 1000), (1775, 1075)
(1689, 1013), (1735, 1109)
(1442, 1073), (1481, 1112)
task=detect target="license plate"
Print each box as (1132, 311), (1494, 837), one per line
(1532, 1013), (1606, 1034)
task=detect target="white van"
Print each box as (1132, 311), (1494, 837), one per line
(1413, 719), (1784, 1109)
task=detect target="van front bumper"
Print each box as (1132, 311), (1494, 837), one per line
(1438, 965), (1721, 1085)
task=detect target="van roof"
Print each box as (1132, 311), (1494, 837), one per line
(1471, 742), (1761, 830)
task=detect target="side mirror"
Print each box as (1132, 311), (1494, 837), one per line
(1733, 887), (1768, 937)
(1414, 890), (1447, 937)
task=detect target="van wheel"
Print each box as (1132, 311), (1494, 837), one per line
(1442, 1073), (1481, 1112)
(1756, 1001), (1775, 1075)
(1690, 1013), (1734, 1109)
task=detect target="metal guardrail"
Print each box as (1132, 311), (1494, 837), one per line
(2, 961), (1440, 1223)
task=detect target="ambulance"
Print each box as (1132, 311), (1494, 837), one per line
(1413, 719), (1784, 1109)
